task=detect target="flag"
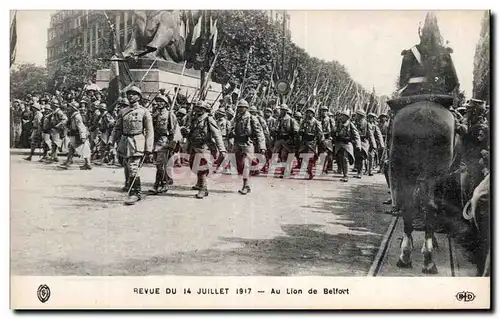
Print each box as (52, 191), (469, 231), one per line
(10, 11), (17, 67)
(191, 14), (203, 45)
(210, 17), (218, 54)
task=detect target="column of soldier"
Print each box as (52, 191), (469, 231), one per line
(13, 83), (389, 206)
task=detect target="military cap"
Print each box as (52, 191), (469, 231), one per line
(32, 102), (42, 111)
(237, 99), (250, 108)
(155, 95), (170, 104)
(40, 97), (49, 102)
(367, 112), (377, 118)
(279, 104), (290, 112)
(70, 101), (80, 109)
(99, 103), (107, 109)
(119, 98), (130, 106)
(51, 98), (60, 106)
(305, 107), (315, 115)
(195, 100), (211, 111)
(355, 110), (366, 117)
(126, 86), (142, 97)
(264, 107), (273, 113)
(319, 105), (329, 111)
(226, 108), (235, 116)
(177, 108), (187, 115)
(215, 108), (226, 116)
(339, 110), (351, 118)
(294, 111), (303, 118)
(249, 106), (258, 113)
(79, 99), (88, 105)
(379, 113), (389, 118)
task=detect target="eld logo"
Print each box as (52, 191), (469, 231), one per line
(37, 284), (51, 303)
(455, 291), (475, 302)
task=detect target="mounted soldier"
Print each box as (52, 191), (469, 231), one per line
(388, 12), (459, 273)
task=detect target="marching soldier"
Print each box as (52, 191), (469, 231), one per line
(149, 95), (180, 195)
(97, 103), (117, 165)
(377, 113), (390, 170)
(226, 108), (235, 152)
(298, 107), (324, 180)
(109, 86), (154, 205)
(89, 102), (104, 160)
(215, 108), (231, 153)
(352, 110), (376, 178)
(317, 105), (336, 174)
(24, 102), (43, 161)
(59, 101), (92, 170)
(48, 99), (68, 162)
(367, 113), (385, 175)
(10, 99), (24, 148)
(249, 105), (270, 175)
(181, 101), (226, 199)
(229, 100), (266, 195)
(262, 107), (277, 172)
(273, 104), (299, 178)
(334, 110), (361, 182)
(40, 103), (54, 161)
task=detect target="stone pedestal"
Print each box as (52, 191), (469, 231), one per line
(96, 59), (222, 105)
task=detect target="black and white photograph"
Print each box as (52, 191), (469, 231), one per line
(9, 7), (491, 309)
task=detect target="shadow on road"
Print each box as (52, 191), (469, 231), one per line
(33, 181), (393, 276)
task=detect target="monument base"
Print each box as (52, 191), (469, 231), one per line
(96, 60), (222, 105)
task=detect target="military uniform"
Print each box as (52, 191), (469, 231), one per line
(97, 106), (117, 164)
(89, 104), (103, 158)
(334, 111), (361, 181)
(367, 113), (384, 175)
(353, 110), (376, 178)
(109, 86), (154, 204)
(230, 100), (266, 194)
(60, 102), (92, 170)
(378, 114), (390, 168)
(150, 96), (180, 194)
(318, 106), (336, 173)
(273, 105), (299, 175)
(24, 103), (43, 161)
(298, 108), (324, 179)
(184, 101), (226, 199)
(49, 102), (69, 162)
(263, 109), (277, 172)
(10, 100), (24, 148)
(215, 108), (231, 154)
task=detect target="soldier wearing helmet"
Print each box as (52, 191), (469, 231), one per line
(47, 98), (68, 163)
(366, 112), (385, 176)
(109, 86), (154, 205)
(273, 104), (299, 178)
(352, 109), (376, 178)
(59, 101), (92, 170)
(229, 100), (266, 195)
(298, 107), (324, 180)
(334, 110), (361, 182)
(215, 108), (230, 153)
(182, 100), (226, 199)
(249, 105), (270, 157)
(318, 105), (336, 174)
(148, 93), (180, 195)
(23, 102), (44, 161)
(262, 107), (277, 172)
(94, 101), (119, 166)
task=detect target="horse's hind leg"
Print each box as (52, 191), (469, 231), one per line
(421, 179), (439, 274)
(397, 187), (414, 268)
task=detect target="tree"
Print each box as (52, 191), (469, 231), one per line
(472, 11), (490, 104)
(48, 46), (111, 92)
(10, 63), (48, 98)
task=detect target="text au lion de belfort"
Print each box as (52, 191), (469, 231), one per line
(133, 287), (350, 295)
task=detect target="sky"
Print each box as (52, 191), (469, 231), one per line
(11, 10), (485, 97)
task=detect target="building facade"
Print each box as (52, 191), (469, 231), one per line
(47, 10), (291, 72)
(46, 10), (134, 70)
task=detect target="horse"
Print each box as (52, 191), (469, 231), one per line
(388, 95), (455, 274)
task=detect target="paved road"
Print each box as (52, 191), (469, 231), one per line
(11, 150), (393, 276)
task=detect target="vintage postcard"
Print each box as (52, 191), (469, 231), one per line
(9, 8), (491, 310)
